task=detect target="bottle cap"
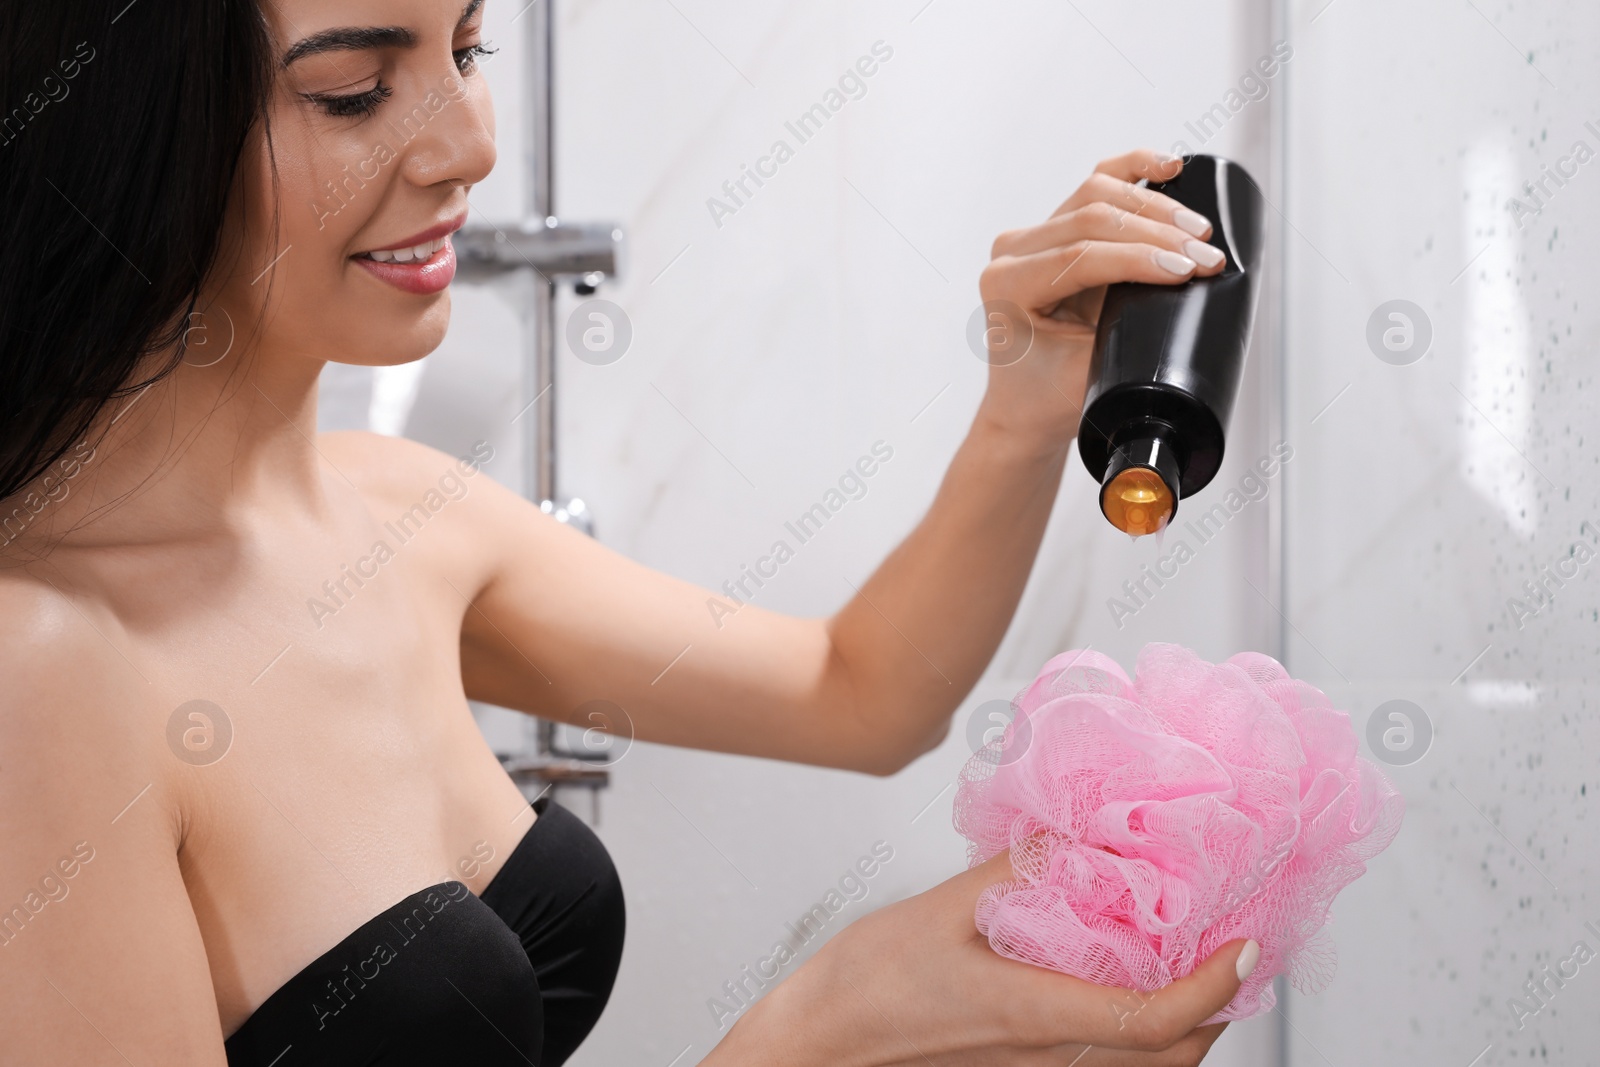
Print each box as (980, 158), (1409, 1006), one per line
(1099, 435), (1181, 536)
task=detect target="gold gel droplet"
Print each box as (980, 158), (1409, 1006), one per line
(1101, 467), (1174, 537)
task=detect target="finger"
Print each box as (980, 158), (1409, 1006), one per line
(875, 1024), (1229, 1067)
(1088, 1022), (1229, 1066)
(1166, 1021), (1229, 1064)
(991, 202), (1224, 273)
(1046, 150), (1182, 217)
(1093, 148), (1185, 186)
(982, 240), (1205, 312)
(1053, 173), (1212, 242)
(1068, 1022), (1228, 1066)
(971, 938), (1256, 1053)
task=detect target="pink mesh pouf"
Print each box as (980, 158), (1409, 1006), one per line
(953, 644), (1404, 1021)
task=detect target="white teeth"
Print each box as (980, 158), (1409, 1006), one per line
(361, 235), (448, 264)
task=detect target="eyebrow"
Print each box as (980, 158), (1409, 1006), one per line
(282, 0), (485, 67)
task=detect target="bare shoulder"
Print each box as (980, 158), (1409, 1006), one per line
(318, 430), (525, 548)
(0, 568), (145, 742)
(316, 430), (554, 595)
(316, 431), (615, 594)
(0, 568), (222, 1060)
(0, 567), (177, 823)
(0, 566), (225, 1062)
(318, 429), (504, 512)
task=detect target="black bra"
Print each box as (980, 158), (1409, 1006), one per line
(224, 797), (625, 1066)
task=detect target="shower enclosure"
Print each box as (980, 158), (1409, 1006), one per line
(377, 1), (1599, 1064)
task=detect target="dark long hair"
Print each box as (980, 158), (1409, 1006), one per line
(0, 0), (274, 502)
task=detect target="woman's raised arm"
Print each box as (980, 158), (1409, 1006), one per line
(449, 149), (1221, 773)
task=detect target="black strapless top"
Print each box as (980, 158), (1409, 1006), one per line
(224, 797), (624, 1067)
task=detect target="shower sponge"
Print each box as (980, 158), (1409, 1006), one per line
(953, 643), (1403, 1021)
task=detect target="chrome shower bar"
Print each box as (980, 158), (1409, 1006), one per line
(454, 0), (625, 815)
(453, 0), (623, 521)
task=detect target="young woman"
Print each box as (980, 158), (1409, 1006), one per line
(0, 1), (1253, 1063)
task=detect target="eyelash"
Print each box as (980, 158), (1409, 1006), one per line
(304, 41), (497, 119)
(454, 42), (497, 74)
(308, 83), (393, 119)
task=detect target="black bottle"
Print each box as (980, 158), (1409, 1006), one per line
(1077, 154), (1267, 536)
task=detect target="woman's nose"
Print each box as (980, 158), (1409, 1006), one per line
(397, 73), (497, 193)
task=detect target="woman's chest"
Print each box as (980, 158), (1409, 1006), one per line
(107, 541), (533, 1035)
(171, 621), (533, 1034)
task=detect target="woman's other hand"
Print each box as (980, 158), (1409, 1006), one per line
(974, 149), (1227, 447)
(710, 852), (1253, 1066)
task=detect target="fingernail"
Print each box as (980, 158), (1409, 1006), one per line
(1184, 239), (1225, 268)
(1235, 940), (1261, 981)
(1173, 208), (1211, 238)
(1153, 249), (1196, 275)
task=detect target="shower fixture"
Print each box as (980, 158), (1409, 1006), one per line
(454, 0), (626, 817)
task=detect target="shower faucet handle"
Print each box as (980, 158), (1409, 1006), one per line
(454, 217), (624, 284)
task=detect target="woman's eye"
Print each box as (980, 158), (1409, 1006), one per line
(454, 42), (497, 74)
(304, 84), (394, 119)
(298, 40), (495, 116)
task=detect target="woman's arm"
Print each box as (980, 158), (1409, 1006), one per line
(704, 853), (1249, 1066)
(454, 149), (1219, 773)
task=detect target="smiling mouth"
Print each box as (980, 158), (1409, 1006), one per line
(354, 235), (451, 264)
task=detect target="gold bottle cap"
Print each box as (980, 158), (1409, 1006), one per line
(1100, 467), (1175, 536)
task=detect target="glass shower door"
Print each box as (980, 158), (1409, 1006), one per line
(1281, 1), (1599, 1062)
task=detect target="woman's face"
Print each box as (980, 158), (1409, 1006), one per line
(210, 0), (497, 369)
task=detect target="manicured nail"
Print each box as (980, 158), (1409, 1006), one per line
(1173, 208), (1211, 238)
(1153, 249), (1196, 275)
(1184, 239), (1224, 268)
(1235, 940), (1261, 981)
